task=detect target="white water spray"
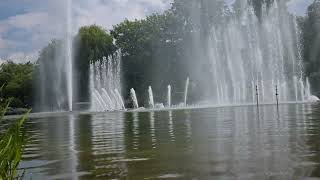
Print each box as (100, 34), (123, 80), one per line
(148, 86), (155, 108)
(90, 51), (125, 111)
(130, 88), (139, 109)
(115, 89), (126, 110)
(66, 0), (73, 111)
(184, 77), (190, 106)
(167, 85), (172, 107)
(189, 1), (316, 104)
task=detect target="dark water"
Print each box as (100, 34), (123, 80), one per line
(17, 103), (320, 179)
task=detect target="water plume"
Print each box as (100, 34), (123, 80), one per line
(186, 0), (315, 105)
(184, 78), (190, 106)
(130, 88), (139, 109)
(148, 86), (155, 108)
(167, 85), (172, 107)
(90, 51), (124, 111)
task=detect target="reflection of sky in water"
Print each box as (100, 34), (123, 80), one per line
(17, 103), (320, 179)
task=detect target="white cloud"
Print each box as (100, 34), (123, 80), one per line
(4, 12), (49, 29)
(74, 0), (171, 30)
(0, 37), (10, 49)
(287, 0), (313, 16)
(0, 0), (313, 62)
(7, 51), (39, 63)
(0, 0), (172, 62)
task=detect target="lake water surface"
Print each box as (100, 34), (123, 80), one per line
(18, 103), (320, 179)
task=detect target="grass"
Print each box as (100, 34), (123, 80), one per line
(0, 100), (30, 180)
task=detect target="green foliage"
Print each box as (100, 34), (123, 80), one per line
(301, 0), (320, 96)
(0, 99), (30, 180)
(111, 13), (189, 105)
(73, 25), (116, 103)
(75, 25), (116, 63)
(0, 62), (34, 108)
(31, 0), (320, 107)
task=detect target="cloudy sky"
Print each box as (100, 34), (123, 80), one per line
(0, 0), (314, 63)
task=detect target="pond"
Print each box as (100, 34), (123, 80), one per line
(18, 103), (320, 179)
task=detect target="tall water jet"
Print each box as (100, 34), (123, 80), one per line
(184, 77), (190, 106)
(148, 86), (155, 108)
(34, 0), (75, 112)
(167, 85), (172, 107)
(90, 51), (124, 112)
(66, 0), (73, 111)
(130, 88), (139, 109)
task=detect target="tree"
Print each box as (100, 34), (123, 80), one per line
(301, 0), (320, 96)
(0, 62), (34, 108)
(73, 25), (116, 104)
(111, 13), (190, 106)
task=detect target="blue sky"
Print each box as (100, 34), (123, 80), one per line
(0, 0), (314, 63)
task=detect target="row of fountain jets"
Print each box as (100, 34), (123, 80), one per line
(89, 53), (318, 112)
(89, 53), (190, 111)
(92, 76), (190, 111)
(92, 68), (317, 112)
(130, 77), (190, 110)
(89, 52), (192, 112)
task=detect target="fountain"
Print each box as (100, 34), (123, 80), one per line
(185, 0), (315, 105)
(148, 86), (155, 108)
(66, 0), (73, 111)
(184, 78), (189, 106)
(115, 89), (126, 110)
(167, 85), (171, 107)
(35, 0), (74, 112)
(130, 88), (139, 109)
(90, 51), (125, 111)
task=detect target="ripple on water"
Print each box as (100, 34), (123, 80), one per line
(15, 104), (320, 179)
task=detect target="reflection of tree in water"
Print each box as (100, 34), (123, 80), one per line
(74, 115), (94, 179)
(22, 115), (81, 178)
(86, 113), (127, 179)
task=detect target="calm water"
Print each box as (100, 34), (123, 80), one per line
(16, 103), (320, 179)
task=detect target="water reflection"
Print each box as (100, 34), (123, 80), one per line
(150, 112), (157, 148)
(168, 111), (175, 142)
(16, 103), (320, 179)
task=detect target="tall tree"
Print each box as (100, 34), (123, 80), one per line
(111, 13), (189, 105)
(73, 25), (116, 105)
(0, 62), (34, 108)
(301, 0), (320, 96)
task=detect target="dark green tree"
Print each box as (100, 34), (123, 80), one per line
(111, 12), (189, 106)
(73, 25), (116, 105)
(0, 62), (34, 108)
(301, 0), (320, 96)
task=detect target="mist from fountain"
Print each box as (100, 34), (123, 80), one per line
(148, 86), (155, 108)
(35, 0), (74, 112)
(90, 51), (125, 111)
(188, 0), (316, 105)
